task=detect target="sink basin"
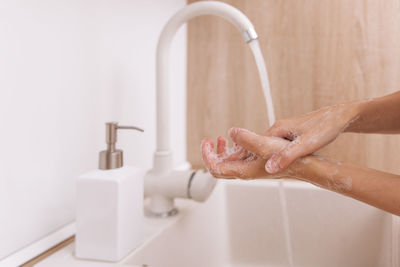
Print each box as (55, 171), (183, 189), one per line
(35, 179), (396, 267)
(126, 179), (393, 267)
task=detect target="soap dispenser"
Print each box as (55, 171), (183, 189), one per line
(76, 122), (145, 262)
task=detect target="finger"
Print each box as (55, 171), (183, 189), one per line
(201, 138), (235, 178)
(200, 138), (245, 178)
(213, 157), (262, 179)
(229, 128), (263, 153)
(229, 127), (287, 157)
(216, 136), (226, 155)
(201, 138), (217, 169)
(264, 124), (289, 138)
(223, 145), (249, 161)
(213, 161), (241, 178)
(265, 136), (316, 174)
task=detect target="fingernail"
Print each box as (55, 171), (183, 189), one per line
(266, 160), (279, 174)
(229, 127), (239, 140)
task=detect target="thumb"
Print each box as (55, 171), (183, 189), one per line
(265, 137), (312, 174)
(229, 128), (264, 153)
(229, 127), (288, 157)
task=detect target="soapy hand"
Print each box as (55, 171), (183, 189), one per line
(262, 102), (361, 174)
(201, 128), (290, 179)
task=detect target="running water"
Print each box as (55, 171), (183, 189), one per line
(278, 179), (294, 267)
(249, 40), (294, 267)
(248, 40), (276, 126)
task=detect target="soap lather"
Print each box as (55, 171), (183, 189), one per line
(76, 122), (145, 262)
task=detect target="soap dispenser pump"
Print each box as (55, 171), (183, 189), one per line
(76, 122), (145, 262)
(99, 122), (143, 170)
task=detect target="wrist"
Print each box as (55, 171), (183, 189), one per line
(342, 100), (368, 133)
(285, 156), (315, 179)
(285, 155), (330, 188)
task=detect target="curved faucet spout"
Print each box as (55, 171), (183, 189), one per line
(154, 1), (258, 170)
(147, 1), (259, 217)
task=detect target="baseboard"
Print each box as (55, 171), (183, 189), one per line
(0, 222), (75, 267)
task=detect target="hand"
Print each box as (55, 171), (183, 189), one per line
(201, 128), (290, 179)
(262, 101), (362, 174)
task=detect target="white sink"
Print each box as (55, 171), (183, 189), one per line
(126, 179), (394, 267)
(36, 179), (396, 267)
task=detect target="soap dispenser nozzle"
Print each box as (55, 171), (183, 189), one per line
(99, 122), (144, 170)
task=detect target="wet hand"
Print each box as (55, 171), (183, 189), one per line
(201, 128), (290, 179)
(263, 102), (361, 174)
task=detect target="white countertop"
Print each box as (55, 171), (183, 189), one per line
(35, 199), (198, 267)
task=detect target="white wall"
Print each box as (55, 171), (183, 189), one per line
(0, 0), (187, 261)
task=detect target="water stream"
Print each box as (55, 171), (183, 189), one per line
(249, 40), (294, 267)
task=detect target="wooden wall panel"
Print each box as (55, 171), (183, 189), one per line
(187, 0), (400, 173)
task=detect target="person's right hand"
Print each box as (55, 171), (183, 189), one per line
(263, 101), (362, 174)
(201, 129), (292, 179)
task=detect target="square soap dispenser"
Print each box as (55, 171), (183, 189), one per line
(75, 122), (145, 262)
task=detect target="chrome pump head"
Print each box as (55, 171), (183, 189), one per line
(99, 122), (143, 170)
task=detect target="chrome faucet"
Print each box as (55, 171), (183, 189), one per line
(144, 1), (259, 217)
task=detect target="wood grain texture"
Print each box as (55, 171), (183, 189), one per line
(187, 0), (400, 172)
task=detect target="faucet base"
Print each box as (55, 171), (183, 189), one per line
(144, 194), (178, 218)
(144, 207), (178, 218)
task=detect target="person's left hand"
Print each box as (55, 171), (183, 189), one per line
(201, 128), (290, 179)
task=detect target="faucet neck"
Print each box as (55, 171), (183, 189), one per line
(154, 1), (258, 171)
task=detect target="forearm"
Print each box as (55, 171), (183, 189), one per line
(221, 127), (400, 215)
(289, 156), (400, 215)
(346, 91), (400, 134)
